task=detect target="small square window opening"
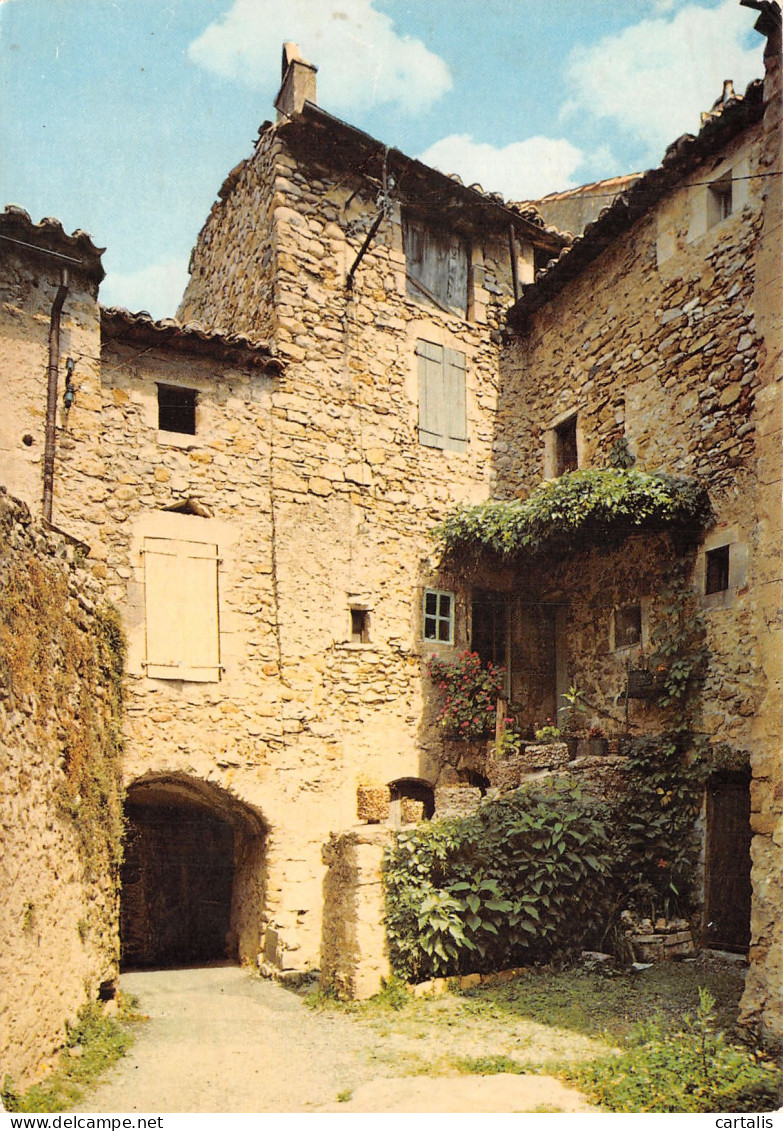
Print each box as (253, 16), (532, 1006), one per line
(423, 589), (454, 644)
(158, 384), (197, 435)
(705, 545), (730, 594)
(555, 415), (578, 475)
(708, 174), (732, 228)
(615, 604), (642, 649)
(350, 608), (370, 643)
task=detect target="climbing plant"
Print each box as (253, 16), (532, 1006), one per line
(0, 549), (126, 881)
(433, 469), (711, 560)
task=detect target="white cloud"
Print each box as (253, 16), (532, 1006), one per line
(188, 0), (451, 114)
(100, 259), (190, 321)
(416, 134), (586, 201)
(562, 0), (763, 162)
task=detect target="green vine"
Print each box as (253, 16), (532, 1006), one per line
(0, 549), (126, 882)
(648, 560), (708, 733)
(433, 469), (711, 560)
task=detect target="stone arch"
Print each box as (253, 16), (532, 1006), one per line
(121, 773), (268, 968)
(388, 776), (435, 819)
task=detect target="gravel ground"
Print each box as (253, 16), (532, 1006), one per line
(76, 965), (603, 1114)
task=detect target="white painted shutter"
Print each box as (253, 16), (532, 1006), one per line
(444, 348), (467, 452)
(144, 538), (220, 681)
(417, 340), (445, 448)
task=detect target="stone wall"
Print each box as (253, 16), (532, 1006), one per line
(499, 82), (782, 1040)
(0, 491), (122, 1090)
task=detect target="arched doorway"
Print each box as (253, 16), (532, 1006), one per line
(121, 774), (267, 969)
(389, 777), (435, 819)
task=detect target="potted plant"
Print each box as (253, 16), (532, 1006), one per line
(560, 685), (587, 758)
(588, 724), (608, 756)
(534, 719), (562, 745)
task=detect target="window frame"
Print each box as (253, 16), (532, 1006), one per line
(707, 172), (733, 228)
(403, 215), (469, 318)
(422, 588), (455, 645)
(157, 383), (197, 436)
(705, 544), (731, 595)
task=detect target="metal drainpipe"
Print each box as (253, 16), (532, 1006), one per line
(42, 269), (69, 524)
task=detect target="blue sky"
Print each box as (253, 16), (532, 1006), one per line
(0, 0), (766, 318)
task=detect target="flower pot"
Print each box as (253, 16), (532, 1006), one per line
(588, 738), (608, 757)
(356, 784), (390, 823)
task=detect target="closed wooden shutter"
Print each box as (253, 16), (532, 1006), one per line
(143, 538), (220, 681)
(403, 219), (468, 317)
(417, 339), (445, 448)
(444, 348), (467, 452)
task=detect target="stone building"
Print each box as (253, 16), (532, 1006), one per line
(0, 0), (780, 1070)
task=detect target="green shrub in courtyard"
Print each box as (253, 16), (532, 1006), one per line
(383, 779), (614, 981)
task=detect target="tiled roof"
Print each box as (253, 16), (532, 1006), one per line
(273, 104), (570, 254)
(508, 78), (766, 330)
(100, 307), (282, 371)
(0, 205), (106, 282)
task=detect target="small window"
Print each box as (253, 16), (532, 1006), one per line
(705, 545), (730, 594)
(423, 589), (454, 644)
(708, 173), (732, 228)
(350, 608), (370, 643)
(615, 604), (642, 649)
(158, 384), (197, 435)
(555, 415), (578, 475)
(417, 340), (467, 453)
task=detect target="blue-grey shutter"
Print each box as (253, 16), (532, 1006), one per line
(417, 340), (445, 448)
(444, 348), (467, 452)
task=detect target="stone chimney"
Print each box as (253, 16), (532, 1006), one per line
(274, 42), (317, 121)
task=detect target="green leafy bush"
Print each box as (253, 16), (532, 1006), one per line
(565, 988), (782, 1113)
(383, 779), (615, 981)
(434, 469), (711, 560)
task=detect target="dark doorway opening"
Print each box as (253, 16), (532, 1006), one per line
(704, 774), (752, 952)
(389, 778), (435, 819)
(121, 800), (235, 968)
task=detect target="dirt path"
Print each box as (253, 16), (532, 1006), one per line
(77, 965), (601, 1113)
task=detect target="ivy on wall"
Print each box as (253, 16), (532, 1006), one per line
(0, 547), (126, 882)
(433, 469), (711, 560)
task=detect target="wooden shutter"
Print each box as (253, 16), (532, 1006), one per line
(417, 340), (445, 448)
(143, 538), (220, 681)
(404, 218), (468, 317)
(444, 348), (467, 452)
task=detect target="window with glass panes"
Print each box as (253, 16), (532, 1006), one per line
(423, 589), (454, 643)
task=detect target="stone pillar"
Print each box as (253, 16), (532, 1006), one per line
(320, 827), (392, 1000)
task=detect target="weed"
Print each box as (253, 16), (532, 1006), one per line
(561, 987), (781, 1113)
(2, 997), (139, 1113)
(336, 1088), (353, 1103)
(455, 1054), (527, 1075)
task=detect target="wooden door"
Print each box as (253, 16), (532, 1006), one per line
(704, 776), (752, 952)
